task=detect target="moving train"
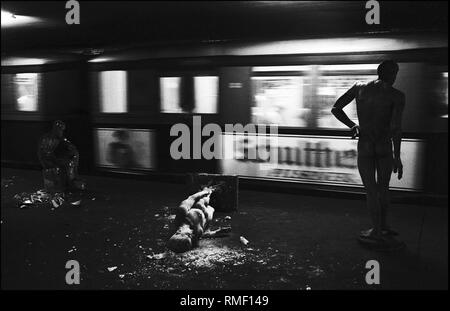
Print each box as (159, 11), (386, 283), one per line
(1, 33), (448, 196)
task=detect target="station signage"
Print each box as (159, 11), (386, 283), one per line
(219, 133), (426, 191)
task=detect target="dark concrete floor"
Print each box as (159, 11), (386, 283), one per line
(1, 168), (447, 290)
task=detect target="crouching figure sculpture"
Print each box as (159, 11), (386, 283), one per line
(37, 120), (85, 192)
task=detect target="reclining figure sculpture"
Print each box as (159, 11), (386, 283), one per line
(168, 186), (229, 253)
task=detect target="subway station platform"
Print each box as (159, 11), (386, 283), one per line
(1, 168), (447, 290)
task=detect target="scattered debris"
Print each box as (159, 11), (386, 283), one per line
(1, 178), (14, 188)
(177, 241), (246, 269)
(240, 236), (249, 246)
(13, 190), (68, 209)
(51, 198), (61, 208)
(68, 246), (77, 253)
(307, 266), (325, 278)
(133, 237), (301, 289)
(146, 253), (167, 260)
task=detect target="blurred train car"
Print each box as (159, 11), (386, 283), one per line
(1, 33), (448, 196)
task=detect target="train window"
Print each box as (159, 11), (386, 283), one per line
(251, 65), (377, 129)
(316, 74), (375, 128)
(13, 73), (39, 112)
(253, 65), (312, 72)
(160, 77), (183, 113)
(252, 76), (306, 127)
(99, 71), (128, 113)
(440, 72), (448, 118)
(193, 76), (219, 114)
(319, 64), (378, 71)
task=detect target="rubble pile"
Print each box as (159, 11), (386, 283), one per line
(119, 236), (308, 290)
(13, 190), (79, 209)
(103, 207), (301, 288)
(1, 177), (15, 188)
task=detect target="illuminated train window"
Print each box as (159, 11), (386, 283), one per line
(99, 71), (128, 113)
(316, 75), (375, 128)
(160, 77), (182, 113)
(14, 73), (40, 112)
(160, 76), (219, 114)
(193, 76), (218, 114)
(252, 76), (306, 127)
(251, 65), (377, 129)
(440, 72), (448, 118)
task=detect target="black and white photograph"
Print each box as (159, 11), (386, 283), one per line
(1, 0), (447, 304)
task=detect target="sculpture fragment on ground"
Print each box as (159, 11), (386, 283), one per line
(168, 186), (231, 253)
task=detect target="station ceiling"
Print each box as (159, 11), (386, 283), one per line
(1, 1), (448, 56)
